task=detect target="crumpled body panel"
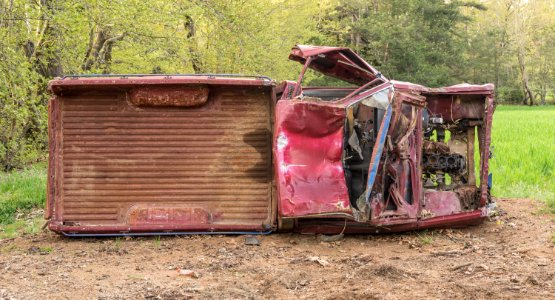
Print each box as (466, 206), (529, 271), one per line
(274, 100), (351, 217)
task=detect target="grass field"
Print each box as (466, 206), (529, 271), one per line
(490, 105), (555, 211)
(0, 163), (46, 237)
(0, 163), (46, 223)
(0, 105), (553, 233)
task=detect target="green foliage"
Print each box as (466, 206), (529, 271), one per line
(319, 0), (486, 87)
(497, 86), (526, 104)
(318, 0), (555, 103)
(416, 231), (434, 245)
(153, 235), (162, 249)
(1, 0), (554, 171)
(462, 0), (555, 104)
(0, 0), (327, 169)
(49, 0), (326, 79)
(0, 163), (46, 224)
(0, 29), (47, 170)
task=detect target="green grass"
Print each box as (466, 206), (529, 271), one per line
(0, 162), (46, 224)
(490, 105), (555, 211)
(153, 235), (162, 249)
(0, 216), (44, 239)
(416, 231), (434, 245)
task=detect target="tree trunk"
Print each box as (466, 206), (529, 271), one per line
(185, 15), (202, 73)
(517, 51), (534, 106)
(82, 28), (107, 71)
(25, 0), (63, 78)
(97, 33), (125, 73)
(493, 42), (499, 97)
(539, 85), (547, 105)
(81, 28), (124, 72)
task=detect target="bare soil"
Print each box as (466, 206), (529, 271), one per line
(1, 198), (554, 299)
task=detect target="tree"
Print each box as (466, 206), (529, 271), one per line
(0, 0), (327, 169)
(318, 0), (488, 87)
(463, 0), (555, 104)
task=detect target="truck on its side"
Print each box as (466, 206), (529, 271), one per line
(46, 45), (495, 236)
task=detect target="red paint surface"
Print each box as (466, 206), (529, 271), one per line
(423, 191), (462, 217)
(49, 221), (267, 234)
(273, 100), (351, 217)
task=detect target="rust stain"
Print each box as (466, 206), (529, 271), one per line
(126, 206), (212, 225)
(128, 86), (209, 107)
(454, 185), (478, 210)
(423, 140), (450, 154)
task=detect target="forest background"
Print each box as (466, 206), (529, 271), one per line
(0, 0), (553, 177)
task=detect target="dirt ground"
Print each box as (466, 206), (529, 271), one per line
(1, 198), (554, 300)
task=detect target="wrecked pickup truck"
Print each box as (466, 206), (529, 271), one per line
(46, 45), (495, 236)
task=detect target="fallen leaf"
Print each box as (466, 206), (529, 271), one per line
(307, 256), (330, 267)
(177, 269), (200, 278)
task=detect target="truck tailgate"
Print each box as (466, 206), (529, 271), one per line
(47, 75), (275, 235)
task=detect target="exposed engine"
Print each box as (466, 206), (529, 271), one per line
(422, 152), (466, 173)
(422, 140), (468, 189)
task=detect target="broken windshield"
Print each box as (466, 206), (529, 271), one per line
(360, 86), (391, 109)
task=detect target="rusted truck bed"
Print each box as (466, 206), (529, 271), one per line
(47, 75), (275, 235)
